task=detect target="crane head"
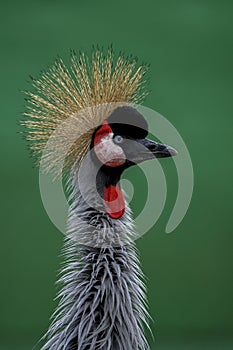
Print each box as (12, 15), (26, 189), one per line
(91, 106), (177, 219)
(92, 105), (177, 170)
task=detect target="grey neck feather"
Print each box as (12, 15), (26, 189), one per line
(41, 153), (151, 350)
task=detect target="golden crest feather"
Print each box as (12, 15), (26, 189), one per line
(21, 48), (148, 176)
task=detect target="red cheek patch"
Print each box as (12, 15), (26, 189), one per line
(94, 121), (112, 146)
(94, 120), (126, 167)
(104, 185), (125, 219)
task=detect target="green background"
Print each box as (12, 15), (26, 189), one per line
(1, 0), (233, 349)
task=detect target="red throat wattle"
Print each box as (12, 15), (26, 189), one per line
(104, 185), (125, 219)
(94, 120), (125, 218)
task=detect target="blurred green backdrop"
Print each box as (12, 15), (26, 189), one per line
(1, 0), (233, 349)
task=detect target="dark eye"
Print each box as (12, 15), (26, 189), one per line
(114, 135), (124, 144)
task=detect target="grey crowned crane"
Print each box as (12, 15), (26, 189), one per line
(21, 48), (177, 350)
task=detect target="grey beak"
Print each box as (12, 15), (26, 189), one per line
(140, 138), (178, 158)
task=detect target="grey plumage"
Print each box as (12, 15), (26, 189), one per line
(41, 157), (151, 350)
(42, 240), (150, 350)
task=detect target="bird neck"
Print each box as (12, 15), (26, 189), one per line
(66, 153), (133, 247)
(42, 154), (151, 350)
(71, 151), (126, 216)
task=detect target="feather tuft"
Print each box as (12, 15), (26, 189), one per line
(21, 48), (148, 176)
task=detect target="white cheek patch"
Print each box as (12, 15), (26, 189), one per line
(94, 133), (126, 167)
